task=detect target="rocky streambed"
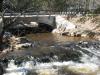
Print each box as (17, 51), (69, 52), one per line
(0, 33), (99, 75)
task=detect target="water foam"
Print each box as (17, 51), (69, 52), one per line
(3, 60), (100, 75)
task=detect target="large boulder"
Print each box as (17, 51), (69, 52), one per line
(52, 16), (76, 34)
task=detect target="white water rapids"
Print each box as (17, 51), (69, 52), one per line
(3, 51), (100, 75)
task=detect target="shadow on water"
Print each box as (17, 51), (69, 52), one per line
(7, 23), (54, 36)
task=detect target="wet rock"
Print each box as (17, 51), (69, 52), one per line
(14, 43), (32, 50)
(75, 32), (82, 37)
(38, 56), (51, 63)
(0, 58), (9, 68)
(10, 36), (20, 44)
(81, 30), (95, 37)
(14, 59), (23, 66)
(80, 33), (88, 37)
(19, 38), (28, 43)
(3, 32), (12, 44)
(62, 32), (69, 36)
(70, 32), (75, 37)
(9, 36), (32, 50)
(3, 32), (12, 39)
(59, 50), (82, 62)
(0, 64), (4, 75)
(77, 41), (90, 48)
(0, 59), (7, 75)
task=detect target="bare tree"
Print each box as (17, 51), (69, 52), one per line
(0, 0), (4, 50)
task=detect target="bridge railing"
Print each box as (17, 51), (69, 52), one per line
(4, 11), (89, 16)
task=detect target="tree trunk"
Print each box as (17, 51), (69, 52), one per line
(0, 0), (4, 50)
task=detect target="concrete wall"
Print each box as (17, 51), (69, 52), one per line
(4, 15), (56, 28)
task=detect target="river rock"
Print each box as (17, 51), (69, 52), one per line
(52, 16), (76, 34)
(24, 22), (38, 28)
(30, 22), (38, 27)
(9, 36), (32, 50)
(81, 33), (88, 37)
(62, 32), (69, 36)
(3, 32), (12, 42)
(81, 30), (95, 37)
(52, 29), (61, 34)
(0, 64), (4, 75)
(10, 36), (20, 45)
(14, 43), (32, 50)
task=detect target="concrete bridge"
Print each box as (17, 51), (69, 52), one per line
(0, 14), (75, 34)
(4, 15), (57, 28)
(3, 11), (85, 29)
(0, 14), (58, 35)
(1, 14), (66, 35)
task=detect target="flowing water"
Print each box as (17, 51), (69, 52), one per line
(2, 33), (100, 75)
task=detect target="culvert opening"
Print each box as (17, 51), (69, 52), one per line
(6, 23), (54, 36)
(38, 23), (54, 32)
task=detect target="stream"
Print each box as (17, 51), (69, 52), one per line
(1, 33), (100, 75)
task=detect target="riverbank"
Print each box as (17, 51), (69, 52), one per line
(69, 14), (100, 40)
(52, 15), (100, 40)
(0, 34), (32, 58)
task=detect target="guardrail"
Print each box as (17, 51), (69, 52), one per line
(4, 11), (88, 16)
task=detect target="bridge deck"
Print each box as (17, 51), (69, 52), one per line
(3, 15), (69, 18)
